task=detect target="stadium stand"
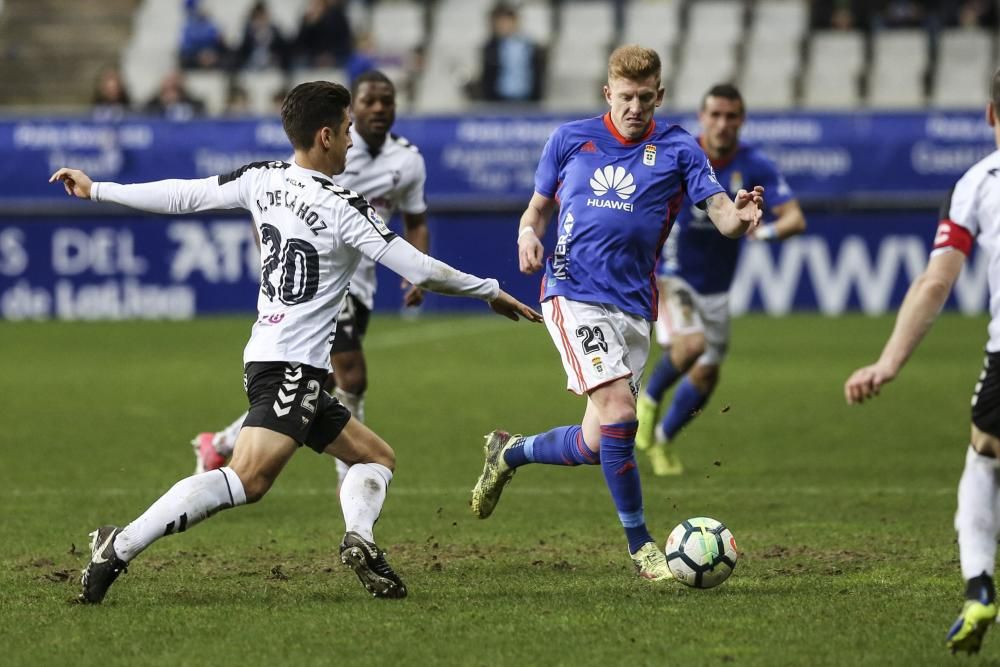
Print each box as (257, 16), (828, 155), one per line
(4, 0), (1000, 114)
(868, 29), (929, 109)
(932, 27), (996, 108)
(801, 29), (865, 109)
(0, 0), (133, 108)
(545, 0), (616, 110)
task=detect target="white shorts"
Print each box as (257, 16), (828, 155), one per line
(653, 276), (730, 366)
(542, 296), (651, 396)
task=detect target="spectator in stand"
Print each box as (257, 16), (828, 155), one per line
(948, 0), (999, 28)
(294, 0), (353, 68)
(92, 65), (132, 121)
(180, 0), (227, 69)
(270, 88), (288, 114)
(810, 0), (871, 30)
(224, 84), (252, 116)
(872, 0), (939, 29)
(144, 71), (206, 121)
(347, 32), (379, 85)
(478, 2), (545, 103)
(236, 1), (290, 71)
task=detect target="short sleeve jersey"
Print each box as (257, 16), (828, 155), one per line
(535, 113), (725, 321)
(933, 149), (1000, 351)
(338, 128), (428, 310)
(219, 160), (401, 369)
(659, 141), (794, 294)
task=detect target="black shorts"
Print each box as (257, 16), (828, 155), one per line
(243, 362), (351, 453)
(331, 294), (371, 355)
(972, 352), (1000, 437)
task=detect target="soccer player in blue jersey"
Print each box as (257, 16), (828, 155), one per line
(470, 46), (764, 580)
(635, 84), (807, 475)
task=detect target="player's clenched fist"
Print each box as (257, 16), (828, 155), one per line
(49, 168), (94, 199)
(844, 362), (897, 405)
(518, 227), (545, 274)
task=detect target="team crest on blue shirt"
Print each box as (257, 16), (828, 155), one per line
(643, 144), (656, 166)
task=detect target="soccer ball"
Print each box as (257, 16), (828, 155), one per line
(664, 517), (738, 588)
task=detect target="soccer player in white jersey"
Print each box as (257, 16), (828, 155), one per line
(845, 68), (1000, 655)
(51, 81), (541, 604)
(470, 46), (763, 580)
(192, 71), (429, 487)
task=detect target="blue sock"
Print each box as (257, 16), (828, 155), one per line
(644, 355), (680, 403)
(503, 425), (599, 468)
(660, 377), (709, 441)
(599, 421), (652, 553)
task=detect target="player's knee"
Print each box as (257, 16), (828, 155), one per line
(673, 336), (705, 368)
(337, 370), (367, 396)
(691, 364), (720, 392)
(334, 359), (367, 395)
(971, 425), (1000, 458)
(370, 445), (395, 471)
(238, 471), (276, 504)
(603, 404), (637, 425)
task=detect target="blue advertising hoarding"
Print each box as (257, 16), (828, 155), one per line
(0, 112), (994, 320)
(0, 211), (988, 320)
(0, 112), (994, 206)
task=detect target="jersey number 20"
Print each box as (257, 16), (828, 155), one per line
(260, 223), (320, 305)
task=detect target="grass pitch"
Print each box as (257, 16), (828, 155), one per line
(0, 313), (991, 666)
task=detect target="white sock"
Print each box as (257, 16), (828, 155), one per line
(332, 390), (365, 492)
(114, 467), (247, 562)
(335, 458), (350, 491)
(340, 462), (392, 543)
(334, 388), (365, 423)
(214, 412), (247, 458)
(956, 446), (1000, 580)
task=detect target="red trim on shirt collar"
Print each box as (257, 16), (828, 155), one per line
(698, 136), (741, 170)
(603, 112), (656, 145)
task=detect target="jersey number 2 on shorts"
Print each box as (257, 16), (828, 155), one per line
(576, 325), (609, 354)
(260, 223), (320, 305)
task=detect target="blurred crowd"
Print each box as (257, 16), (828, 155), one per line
(89, 0), (1000, 120)
(92, 0), (406, 120)
(811, 0), (998, 30)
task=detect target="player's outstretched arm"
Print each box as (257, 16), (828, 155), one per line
(49, 167), (245, 214)
(518, 193), (557, 274)
(376, 239), (542, 322)
(705, 186), (764, 238)
(844, 250), (965, 404)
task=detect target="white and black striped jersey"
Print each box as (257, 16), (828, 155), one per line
(933, 149), (1000, 351)
(91, 160), (497, 370)
(339, 127), (427, 310)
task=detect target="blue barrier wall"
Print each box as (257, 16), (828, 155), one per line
(0, 113), (994, 320)
(1, 112), (993, 206)
(0, 210), (987, 320)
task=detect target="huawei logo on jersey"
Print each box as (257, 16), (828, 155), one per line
(590, 166), (636, 199)
(587, 166), (636, 212)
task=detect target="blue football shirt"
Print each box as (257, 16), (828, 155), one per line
(535, 113), (725, 321)
(659, 141), (794, 294)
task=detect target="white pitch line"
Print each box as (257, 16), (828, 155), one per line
(364, 317), (504, 351)
(0, 485), (955, 498)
